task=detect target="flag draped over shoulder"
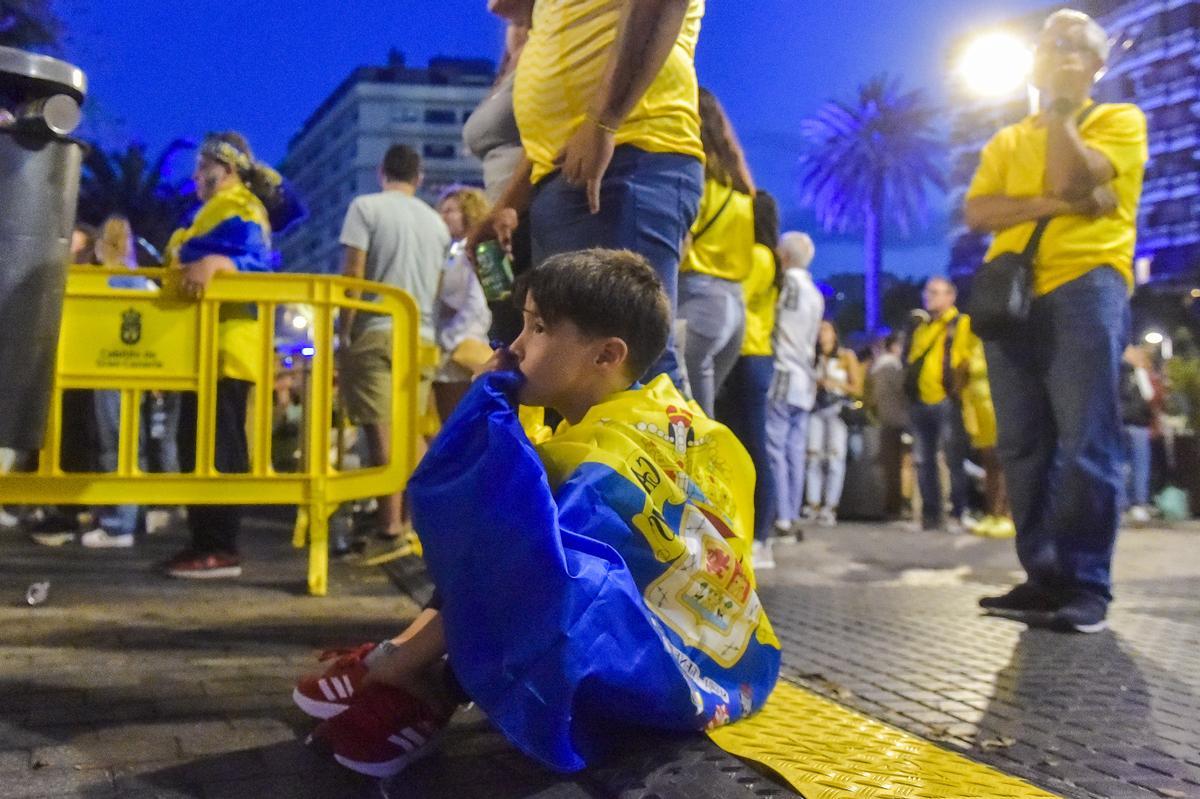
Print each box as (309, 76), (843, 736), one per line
(408, 371), (781, 773)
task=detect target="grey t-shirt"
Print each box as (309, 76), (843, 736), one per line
(461, 73), (523, 203)
(339, 190), (450, 341)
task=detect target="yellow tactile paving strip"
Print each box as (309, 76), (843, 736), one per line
(708, 682), (1062, 799)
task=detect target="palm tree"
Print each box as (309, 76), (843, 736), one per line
(0, 0), (60, 49)
(797, 75), (944, 332)
(77, 139), (196, 259)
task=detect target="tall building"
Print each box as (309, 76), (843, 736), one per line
(946, 1), (1200, 286)
(277, 52), (494, 273)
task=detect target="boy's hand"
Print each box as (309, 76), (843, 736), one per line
(475, 345), (518, 379)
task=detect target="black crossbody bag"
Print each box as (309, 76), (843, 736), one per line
(968, 103), (1101, 341)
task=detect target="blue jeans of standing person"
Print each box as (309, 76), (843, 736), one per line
(1123, 424), (1152, 509)
(985, 266), (1129, 604)
(529, 146), (704, 387)
(718, 355), (775, 541)
(910, 399), (970, 526)
(678, 273), (745, 415)
(806, 403), (850, 511)
(765, 402), (810, 527)
(94, 390), (147, 536)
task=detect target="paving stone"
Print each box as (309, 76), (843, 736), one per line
(0, 765), (115, 799)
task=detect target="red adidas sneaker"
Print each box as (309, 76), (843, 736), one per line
(292, 643), (376, 719)
(310, 682), (449, 778)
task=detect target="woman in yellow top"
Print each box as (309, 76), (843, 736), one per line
(959, 339), (1014, 538)
(678, 88), (756, 416)
(716, 192), (780, 568)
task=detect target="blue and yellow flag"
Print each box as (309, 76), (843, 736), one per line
(166, 183), (272, 381)
(409, 372), (780, 773)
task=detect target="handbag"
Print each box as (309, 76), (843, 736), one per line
(968, 103), (1102, 341)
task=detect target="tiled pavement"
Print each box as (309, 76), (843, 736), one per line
(0, 509), (1197, 798)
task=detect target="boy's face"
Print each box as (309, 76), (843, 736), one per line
(509, 297), (621, 412)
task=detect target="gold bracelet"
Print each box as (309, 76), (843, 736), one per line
(586, 112), (619, 135)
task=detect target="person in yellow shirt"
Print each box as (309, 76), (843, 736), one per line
(469, 0), (705, 386)
(906, 278), (975, 532)
(715, 191), (780, 568)
(958, 336), (1014, 539)
(965, 10), (1148, 634)
(679, 88), (756, 414)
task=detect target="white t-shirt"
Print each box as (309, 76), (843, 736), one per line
(771, 269), (825, 410)
(339, 190), (450, 341)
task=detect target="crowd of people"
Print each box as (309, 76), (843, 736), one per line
(0, 0), (1167, 783)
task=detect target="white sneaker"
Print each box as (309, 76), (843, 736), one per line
(800, 506), (819, 523)
(1127, 505), (1151, 525)
(80, 528), (135, 548)
(144, 509), (172, 535)
(0, 507), (19, 529)
(752, 540), (775, 570)
(817, 507), (837, 527)
(30, 530), (77, 547)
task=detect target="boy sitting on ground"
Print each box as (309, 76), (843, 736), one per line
(293, 249), (780, 777)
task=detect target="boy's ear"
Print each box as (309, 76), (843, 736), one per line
(594, 337), (630, 370)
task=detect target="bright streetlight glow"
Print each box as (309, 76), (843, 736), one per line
(1144, 331), (1164, 345)
(291, 314), (309, 330)
(958, 32), (1034, 98)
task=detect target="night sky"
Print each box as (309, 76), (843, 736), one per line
(58, 0), (1049, 279)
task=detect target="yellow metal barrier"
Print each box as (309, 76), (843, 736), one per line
(0, 266), (421, 596)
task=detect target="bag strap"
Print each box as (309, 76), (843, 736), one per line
(690, 186), (736, 243)
(909, 315), (953, 367)
(1022, 103), (1105, 259)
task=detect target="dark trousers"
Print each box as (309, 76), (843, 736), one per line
(911, 399), (969, 525)
(879, 425), (905, 518)
(985, 266), (1128, 603)
(716, 355), (776, 541)
(529, 145), (704, 386)
(177, 378), (251, 554)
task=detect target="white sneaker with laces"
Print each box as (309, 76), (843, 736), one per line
(80, 528), (135, 548)
(752, 540), (775, 570)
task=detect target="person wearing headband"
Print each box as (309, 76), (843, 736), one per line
(160, 131), (274, 579)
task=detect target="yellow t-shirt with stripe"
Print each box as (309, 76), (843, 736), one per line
(681, 179), (755, 282)
(514, 0), (706, 184)
(740, 244), (777, 357)
(966, 102), (1148, 297)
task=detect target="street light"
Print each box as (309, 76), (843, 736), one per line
(957, 31), (1034, 99)
(1144, 331), (1164, 346)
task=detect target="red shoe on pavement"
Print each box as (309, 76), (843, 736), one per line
(310, 682), (449, 778)
(163, 550), (242, 579)
(293, 643), (376, 719)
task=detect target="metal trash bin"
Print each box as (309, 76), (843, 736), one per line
(0, 46), (87, 451)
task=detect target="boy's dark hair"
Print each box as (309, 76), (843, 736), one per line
(381, 144), (421, 183)
(516, 249), (670, 379)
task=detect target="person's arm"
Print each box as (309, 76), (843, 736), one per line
(466, 155), (532, 265)
(963, 188), (1116, 233)
(558, 0), (691, 213)
(1045, 108), (1117, 200)
(339, 245), (367, 345)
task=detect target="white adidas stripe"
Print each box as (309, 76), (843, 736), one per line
(387, 734), (415, 752)
(318, 679), (338, 702)
(399, 728), (425, 748)
(339, 675), (354, 698)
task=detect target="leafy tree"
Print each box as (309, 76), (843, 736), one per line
(0, 0), (60, 50)
(77, 139), (196, 260)
(797, 75), (944, 332)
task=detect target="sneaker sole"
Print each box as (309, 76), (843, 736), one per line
(30, 533), (76, 547)
(1058, 618), (1109, 634)
(331, 739), (438, 779)
(81, 537), (135, 549)
(980, 607), (1057, 624)
(166, 566), (243, 579)
(292, 687), (350, 720)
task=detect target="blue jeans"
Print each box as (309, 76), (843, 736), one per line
(1123, 424), (1151, 508)
(529, 146), (704, 386)
(985, 266), (1130, 603)
(718, 355), (775, 541)
(94, 390), (147, 536)
(678, 273), (745, 415)
(806, 403), (849, 510)
(765, 402), (810, 526)
(911, 399), (970, 525)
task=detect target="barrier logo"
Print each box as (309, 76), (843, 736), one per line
(120, 308), (142, 345)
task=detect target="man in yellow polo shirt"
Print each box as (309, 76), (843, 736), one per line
(907, 277), (975, 533)
(472, 0), (705, 385)
(965, 10), (1148, 634)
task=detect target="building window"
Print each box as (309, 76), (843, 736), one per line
(424, 109), (458, 125)
(423, 143), (457, 160)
